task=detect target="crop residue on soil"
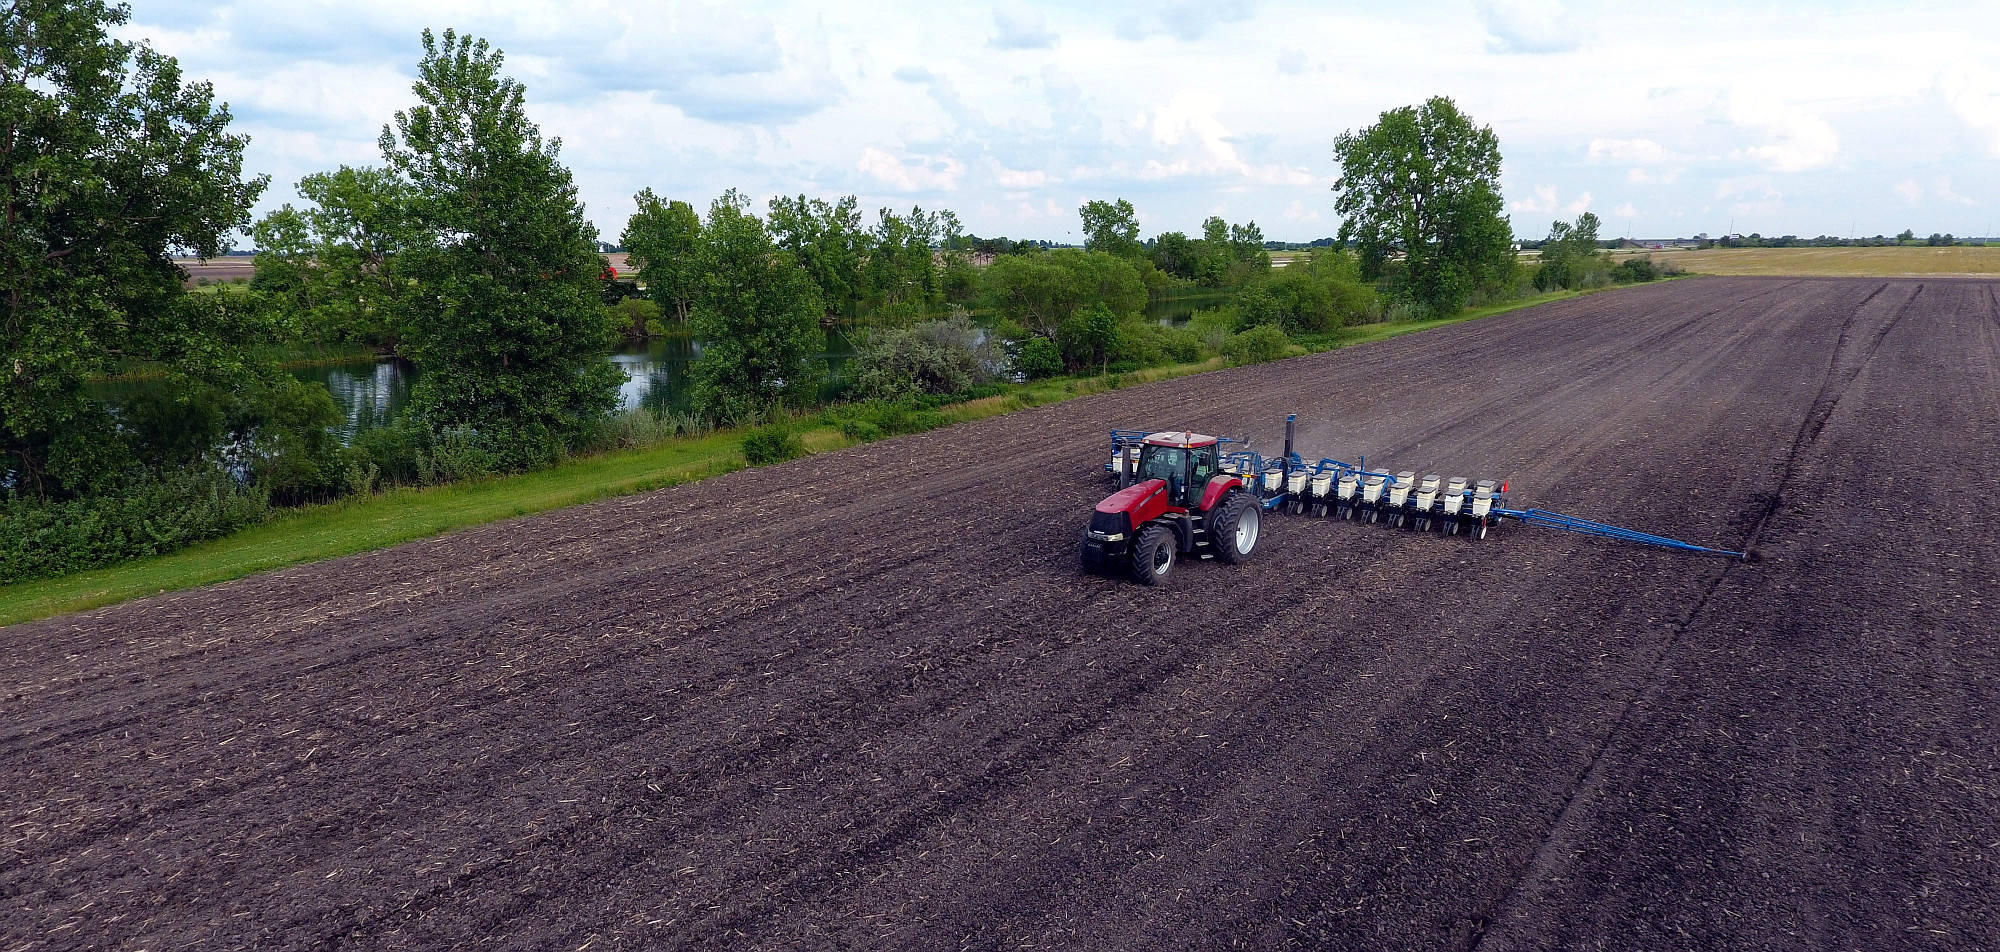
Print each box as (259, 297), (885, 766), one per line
(5, 277), (1998, 950)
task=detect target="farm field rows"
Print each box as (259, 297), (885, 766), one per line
(5, 277), (1997, 950)
(1616, 244), (2000, 276)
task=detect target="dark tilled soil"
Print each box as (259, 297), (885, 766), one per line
(5, 277), (1996, 951)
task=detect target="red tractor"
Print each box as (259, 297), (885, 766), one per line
(1079, 431), (1261, 585)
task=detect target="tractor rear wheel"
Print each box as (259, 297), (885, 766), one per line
(1210, 493), (1259, 565)
(1130, 524), (1176, 585)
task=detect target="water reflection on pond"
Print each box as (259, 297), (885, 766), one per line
(131, 295), (1219, 443)
(293, 327), (857, 439)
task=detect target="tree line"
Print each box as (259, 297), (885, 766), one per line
(1, 6), (1663, 584)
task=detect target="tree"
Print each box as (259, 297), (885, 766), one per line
(767, 193), (866, 317)
(1197, 216), (1234, 286)
(865, 206), (943, 312)
(1534, 212), (1607, 291)
(979, 249), (1146, 339)
(621, 190), (703, 322)
(1080, 199), (1142, 259)
(1058, 303), (1119, 373)
(1, 0), (268, 497)
(1150, 231), (1200, 280)
(848, 313), (1001, 401)
(1333, 96), (1514, 314)
(379, 30), (620, 464)
(251, 166), (413, 347)
(688, 191), (825, 418)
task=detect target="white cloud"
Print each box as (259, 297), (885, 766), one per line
(1135, 90), (1248, 179)
(1894, 179), (1925, 202)
(110, 0), (2000, 243)
(1282, 199), (1318, 221)
(1511, 185), (1592, 217)
(1612, 202), (1638, 218)
(1934, 176), (1975, 206)
(1474, 0), (1581, 54)
(1512, 184), (1560, 214)
(987, 3), (1056, 50)
(857, 146), (964, 191)
(1116, 0), (1258, 41)
(996, 167), (1050, 189)
(1715, 176), (1784, 216)
(1590, 137), (1684, 185)
(1938, 64), (2000, 157)
(1727, 91), (1839, 172)
(1588, 137), (1673, 165)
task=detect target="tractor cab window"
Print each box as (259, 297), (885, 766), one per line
(1191, 444), (1217, 488)
(1137, 445), (1187, 487)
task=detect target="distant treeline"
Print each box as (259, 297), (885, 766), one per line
(3, 8), (1673, 586)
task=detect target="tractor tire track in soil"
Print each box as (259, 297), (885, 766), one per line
(5, 277), (1997, 951)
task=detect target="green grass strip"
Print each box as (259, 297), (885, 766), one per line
(0, 284), (1614, 627)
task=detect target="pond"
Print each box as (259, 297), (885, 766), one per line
(109, 294), (1221, 443)
(290, 328), (858, 440)
(1147, 292), (1232, 327)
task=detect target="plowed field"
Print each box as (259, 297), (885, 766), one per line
(6, 277), (1998, 951)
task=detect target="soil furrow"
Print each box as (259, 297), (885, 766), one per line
(4, 277), (1992, 951)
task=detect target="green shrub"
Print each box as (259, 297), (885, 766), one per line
(838, 418), (884, 441)
(610, 297), (666, 339)
(236, 376), (346, 505)
(741, 424), (805, 465)
(1056, 304), (1119, 371)
(0, 470), (269, 584)
(1187, 306), (1236, 349)
(350, 423), (422, 485)
(1615, 256), (1658, 282)
(1221, 324), (1292, 366)
(823, 398), (952, 440)
(1111, 321), (1206, 368)
(849, 313), (1002, 400)
(1014, 336), (1063, 380)
(415, 427), (498, 485)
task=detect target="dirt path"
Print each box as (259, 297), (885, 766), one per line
(5, 278), (1996, 950)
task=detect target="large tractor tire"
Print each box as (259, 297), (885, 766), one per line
(1209, 493), (1260, 565)
(1130, 523), (1176, 586)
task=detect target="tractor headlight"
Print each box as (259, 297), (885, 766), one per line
(1088, 530), (1126, 542)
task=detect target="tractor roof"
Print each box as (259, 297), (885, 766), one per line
(1143, 431), (1218, 448)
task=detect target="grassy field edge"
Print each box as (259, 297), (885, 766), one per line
(0, 284), (1614, 627)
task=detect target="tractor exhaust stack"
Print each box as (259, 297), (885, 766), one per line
(1283, 414), (1296, 474)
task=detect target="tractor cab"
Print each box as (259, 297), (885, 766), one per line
(1133, 432), (1220, 509)
(1084, 430), (1258, 586)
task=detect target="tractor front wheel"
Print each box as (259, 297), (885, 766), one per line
(1130, 524), (1176, 586)
(1210, 493), (1259, 565)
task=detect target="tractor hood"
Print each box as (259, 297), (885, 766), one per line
(1096, 478), (1166, 514)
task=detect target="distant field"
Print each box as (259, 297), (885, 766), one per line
(1613, 245), (2000, 277)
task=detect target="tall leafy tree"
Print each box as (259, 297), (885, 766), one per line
(865, 206), (942, 311)
(1332, 96), (1514, 314)
(251, 166), (413, 347)
(1079, 198), (1142, 259)
(1149, 231), (1199, 280)
(379, 30), (619, 462)
(979, 249), (1146, 339)
(621, 189), (703, 322)
(1196, 216), (1234, 286)
(767, 193), (866, 317)
(1, 0), (268, 497)
(688, 191), (824, 418)
(1534, 211), (1607, 291)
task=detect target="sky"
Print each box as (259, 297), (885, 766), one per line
(122, 0), (2000, 244)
